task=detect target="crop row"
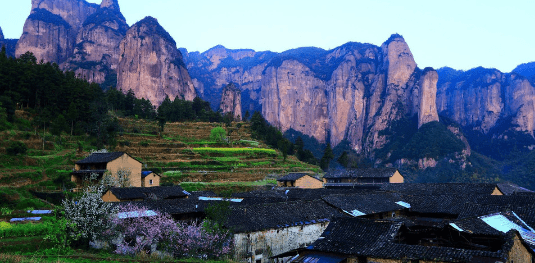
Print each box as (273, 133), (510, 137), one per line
(0, 222), (53, 239)
(192, 147), (277, 155)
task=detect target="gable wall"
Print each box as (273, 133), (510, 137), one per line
(234, 222), (329, 263)
(491, 187), (504, 196)
(389, 171), (404, 183)
(507, 234), (532, 263)
(102, 190), (120, 202)
(296, 176), (323, 189)
(106, 154), (142, 187)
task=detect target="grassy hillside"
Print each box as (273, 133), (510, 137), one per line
(0, 112), (320, 209)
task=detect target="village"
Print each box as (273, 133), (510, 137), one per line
(70, 151), (535, 263)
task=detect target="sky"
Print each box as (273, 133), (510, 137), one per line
(1, 0), (534, 73)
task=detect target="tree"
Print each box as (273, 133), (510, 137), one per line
(62, 173), (118, 248)
(7, 141), (28, 156)
(320, 143), (334, 171)
(210, 127), (227, 143)
(51, 114), (67, 136)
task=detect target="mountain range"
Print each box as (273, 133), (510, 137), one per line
(3, 0), (535, 187)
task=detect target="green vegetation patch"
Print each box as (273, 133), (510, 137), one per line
(193, 147), (277, 156)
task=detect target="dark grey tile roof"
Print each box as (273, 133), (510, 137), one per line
(71, 170), (107, 175)
(497, 182), (534, 195)
(381, 183), (499, 196)
(225, 200), (346, 233)
(322, 193), (407, 216)
(109, 186), (188, 200)
(306, 218), (522, 262)
(76, 152), (127, 164)
(324, 168), (398, 179)
(277, 173), (316, 182)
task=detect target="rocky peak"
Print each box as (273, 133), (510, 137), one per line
(418, 68), (440, 128)
(17, 0), (99, 64)
(63, 0), (128, 84)
(30, 0), (99, 29)
(0, 26), (3, 41)
(117, 16), (196, 106)
(100, 0), (120, 10)
(382, 34), (417, 86)
(220, 83), (242, 120)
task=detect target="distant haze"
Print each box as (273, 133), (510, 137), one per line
(1, 0), (533, 72)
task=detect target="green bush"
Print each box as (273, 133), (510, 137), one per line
(210, 127), (227, 143)
(6, 141), (28, 156)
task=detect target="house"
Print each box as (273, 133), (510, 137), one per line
(276, 173), (323, 189)
(323, 168), (404, 188)
(141, 171), (161, 187)
(71, 152), (142, 188)
(102, 186), (190, 202)
(225, 199), (346, 263)
(279, 217), (535, 263)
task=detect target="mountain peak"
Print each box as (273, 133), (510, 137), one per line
(0, 26), (3, 41)
(385, 33), (405, 45)
(100, 0), (120, 11)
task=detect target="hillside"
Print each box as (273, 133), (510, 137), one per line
(0, 112), (319, 208)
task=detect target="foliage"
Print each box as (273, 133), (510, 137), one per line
(44, 214), (75, 254)
(105, 203), (233, 260)
(250, 111), (294, 156)
(62, 173), (118, 246)
(193, 147), (277, 155)
(0, 222), (52, 239)
(106, 88), (156, 120)
(157, 96), (222, 123)
(397, 121), (465, 160)
(104, 203), (179, 256)
(320, 143), (334, 171)
(210, 127), (227, 143)
(6, 141), (27, 156)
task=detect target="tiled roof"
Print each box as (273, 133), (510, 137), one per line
(380, 183), (499, 196)
(324, 168), (398, 179)
(109, 186), (188, 200)
(225, 200), (346, 233)
(497, 182), (534, 195)
(322, 193), (407, 216)
(76, 152), (128, 164)
(306, 218), (524, 262)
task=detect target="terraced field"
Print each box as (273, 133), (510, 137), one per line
(115, 118), (320, 185)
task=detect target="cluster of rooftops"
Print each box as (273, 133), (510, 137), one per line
(103, 181), (535, 262)
(72, 152), (535, 262)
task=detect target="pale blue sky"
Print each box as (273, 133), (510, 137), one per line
(1, 0), (533, 73)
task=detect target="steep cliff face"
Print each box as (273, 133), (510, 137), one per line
(117, 16), (195, 106)
(437, 67), (535, 136)
(186, 35), (441, 158)
(16, 0), (99, 64)
(219, 83), (242, 120)
(64, 0), (128, 84)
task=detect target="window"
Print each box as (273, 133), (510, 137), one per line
(149, 180), (153, 185)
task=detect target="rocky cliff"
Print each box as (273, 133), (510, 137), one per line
(116, 16), (195, 106)
(63, 0), (128, 85)
(0, 26), (3, 40)
(437, 67), (535, 136)
(16, 0), (99, 64)
(184, 34), (441, 159)
(220, 83), (242, 120)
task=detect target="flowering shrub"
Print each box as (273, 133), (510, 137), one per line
(62, 173), (118, 245)
(106, 204), (233, 259)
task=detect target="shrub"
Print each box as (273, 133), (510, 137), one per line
(6, 141), (28, 156)
(209, 127), (227, 143)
